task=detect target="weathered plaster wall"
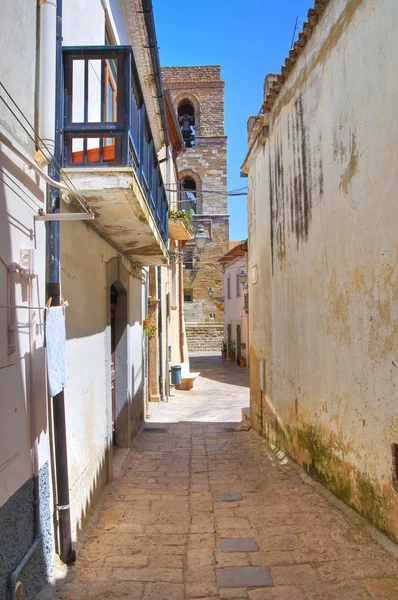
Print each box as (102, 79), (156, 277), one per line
(246, 0), (398, 539)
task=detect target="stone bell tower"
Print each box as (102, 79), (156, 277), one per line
(161, 66), (229, 352)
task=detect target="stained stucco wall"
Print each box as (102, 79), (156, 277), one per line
(246, 0), (398, 540)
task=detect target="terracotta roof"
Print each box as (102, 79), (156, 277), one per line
(263, 0), (330, 113)
(219, 240), (248, 265)
(241, 0), (330, 174)
(229, 241), (241, 251)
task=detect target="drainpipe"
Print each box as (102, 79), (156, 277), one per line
(157, 267), (165, 401)
(141, 0), (169, 147)
(38, 0), (57, 161)
(45, 0), (76, 565)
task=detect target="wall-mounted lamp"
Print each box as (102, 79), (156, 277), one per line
(207, 287), (215, 300)
(239, 268), (248, 287)
(194, 225), (208, 250)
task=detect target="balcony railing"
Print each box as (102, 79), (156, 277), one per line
(62, 46), (168, 245)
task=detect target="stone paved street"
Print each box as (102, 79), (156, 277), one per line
(53, 354), (398, 600)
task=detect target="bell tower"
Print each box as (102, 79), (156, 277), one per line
(162, 66), (229, 352)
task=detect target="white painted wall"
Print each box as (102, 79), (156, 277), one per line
(223, 256), (249, 361)
(0, 0), (49, 509)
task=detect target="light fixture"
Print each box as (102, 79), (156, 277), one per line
(239, 268), (248, 286)
(194, 225), (208, 250)
(208, 287), (214, 300)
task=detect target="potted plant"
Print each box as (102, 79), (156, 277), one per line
(239, 356), (247, 368)
(228, 340), (236, 363)
(221, 341), (227, 359)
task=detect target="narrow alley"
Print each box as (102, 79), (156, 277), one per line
(51, 354), (398, 600)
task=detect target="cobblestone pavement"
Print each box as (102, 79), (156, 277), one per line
(53, 354), (398, 600)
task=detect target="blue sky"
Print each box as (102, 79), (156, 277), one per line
(154, 0), (311, 240)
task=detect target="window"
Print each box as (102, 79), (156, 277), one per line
(244, 293), (249, 312)
(181, 177), (197, 213)
(178, 100), (195, 148)
(236, 273), (240, 297)
(184, 290), (193, 302)
(227, 277), (231, 299)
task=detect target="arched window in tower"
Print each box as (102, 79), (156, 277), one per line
(178, 100), (196, 148)
(181, 177), (197, 213)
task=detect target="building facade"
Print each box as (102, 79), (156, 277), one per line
(242, 0), (398, 541)
(161, 66), (229, 352)
(219, 241), (249, 366)
(0, 1), (187, 597)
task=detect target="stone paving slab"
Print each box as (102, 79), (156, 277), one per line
(218, 538), (258, 552)
(214, 493), (243, 502)
(217, 566), (273, 588)
(50, 354), (398, 600)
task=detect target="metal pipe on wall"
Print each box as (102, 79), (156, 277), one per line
(38, 0), (57, 161)
(157, 266), (165, 401)
(46, 0), (75, 565)
(141, 0), (169, 147)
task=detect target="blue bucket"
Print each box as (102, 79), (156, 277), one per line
(171, 365), (182, 385)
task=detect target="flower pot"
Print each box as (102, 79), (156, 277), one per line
(229, 354), (235, 363)
(222, 351), (227, 359)
(240, 357), (247, 368)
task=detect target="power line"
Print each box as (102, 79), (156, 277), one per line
(0, 81), (91, 214)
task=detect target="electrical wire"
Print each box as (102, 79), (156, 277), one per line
(0, 81), (91, 214)
(0, 169), (43, 211)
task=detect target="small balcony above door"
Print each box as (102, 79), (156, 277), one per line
(62, 46), (168, 266)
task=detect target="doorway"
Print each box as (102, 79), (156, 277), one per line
(109, 282), (129, 447)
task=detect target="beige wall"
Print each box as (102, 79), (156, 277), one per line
(245, 0), (398, 540)
(223, 256), (249, 362)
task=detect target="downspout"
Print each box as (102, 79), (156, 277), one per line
(141, 0), (169, 147)
(157, 266), (165, 401)
(46, 0), (75, 565)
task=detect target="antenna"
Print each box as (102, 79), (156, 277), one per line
(291, 15), (299, 49)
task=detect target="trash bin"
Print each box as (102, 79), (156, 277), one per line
(171, 365), (182, 385)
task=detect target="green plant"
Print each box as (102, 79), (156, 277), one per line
(221, 341), (227, 353)
(169, 208), (193, 231)
(227, 340), (236, 357)
(143, 319), (157, 339)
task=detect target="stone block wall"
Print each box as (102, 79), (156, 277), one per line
(177, 137), (227, 215)
(161, 65), (229, 344)
(186, 324), (224, 353)
(184, 216), (229, 324)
